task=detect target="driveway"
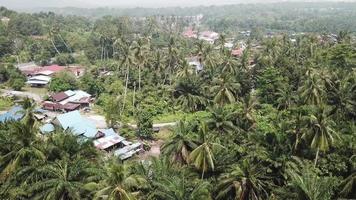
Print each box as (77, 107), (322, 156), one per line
(1, 89), (42, 102)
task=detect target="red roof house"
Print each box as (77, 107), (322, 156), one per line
(51, 92), (69, 102)
(183, 27), (198, 38)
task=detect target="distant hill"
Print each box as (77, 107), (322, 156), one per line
(13, 1), (356, 19)
(1, 0), (355, 10)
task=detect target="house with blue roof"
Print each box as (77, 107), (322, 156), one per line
(0, 106), (47, 123)
(39, 110), (143, 160)
(0, 106), (24, 123)
(51, 110), (99, 138)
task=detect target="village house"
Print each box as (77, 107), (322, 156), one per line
(182, 27), (198, 38)
(19, 64), (84, 87)
(198, 31), (219, 44)
(42, 90), (92, 112)
(0, 106), (47, 123)
(40, 111), (143, 160)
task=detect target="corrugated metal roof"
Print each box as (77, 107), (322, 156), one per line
(93, 134), (125, 150)
(0, 106), (24, 123)
(64, 90), (76, 96)
(40, 123), (55, 134)
(62, 103), (80, 111)
(51, 92), (69, 102)
(27, 80), (49, 85)
(55, 110), (97, 138)
(114, 142), (142, 159)
(28, 75), (51, 82)
(35, 70), (54, 76)
(60, 90), (91, 105)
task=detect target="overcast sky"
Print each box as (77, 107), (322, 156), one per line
(0, 0), (354, 9)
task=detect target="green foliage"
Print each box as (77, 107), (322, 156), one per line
(8, 13), (42, 36)
(9, 78), (25, 91)
(136, 109), (154, 139)
(2, 65), (27, 90)
(55, 53), (75, 66)
(49, 71), (78, 92)
(0, 4), (355, 199)
(0, 97), (13, 111)
(79, 72), (104, 96)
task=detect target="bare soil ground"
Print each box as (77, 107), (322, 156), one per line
(137, 140), (164, 160)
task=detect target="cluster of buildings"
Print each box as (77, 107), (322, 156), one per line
(42, 90), (92, 112)
(0, 106), (143, 160)
(182, 28), (219, 44)
(16, 63), (84, 87)
(41, 111), (143, 160)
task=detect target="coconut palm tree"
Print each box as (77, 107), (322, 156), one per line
(114, 39), (134, 114)
(161, 121), (197, 165)
(94, 161), (147, 200)
(206, 106), (237, 134)
(299, 71), (325, 105)
(176, 58), (194, 78)
(211, 74), (240, 106)
(239, 94), (258, 131)
(339, 170), (356, 198)
(276, 85), (296, 110)
(282, 159), (336, 200)
(18, 97), (38, 129)
(167, 36), (179, 85)
(215, 33), (227, 52)
(327, 73), (356, 119)
(189, 122), (223, 178)
(216, 159), (271, 200)
(0, 121), (45, 182)
(339, 154), (356, 199)
(24, 157), (95, 200)
(220, 50), (239, 75)
(45, 131), (99, 161)
(132, 37), (149, 91)
(149, 173), (211, 200)
(302, 106), (337, 167)
(173, 76), (207, 112)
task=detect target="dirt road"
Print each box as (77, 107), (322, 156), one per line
(1, 89), (42, 102)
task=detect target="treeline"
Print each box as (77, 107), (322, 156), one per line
(26, 2), (356, 33)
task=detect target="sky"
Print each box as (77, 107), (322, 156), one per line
(0, 0), (354, 9)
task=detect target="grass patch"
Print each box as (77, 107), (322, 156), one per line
(0, 97), (14, 111)
(153, 111), (186, 123)
(154, 127), (173, 141)
(153, 111), (210, 123)
(23, 86), (48, 97)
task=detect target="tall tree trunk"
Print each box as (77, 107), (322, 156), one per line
(58, 34), (72, 53)
(121, 64), (130, 115)
(314, 147), (320, 168)
(138, 64), (141, 91)
(101, 45), (104, 61)
(51, 39), (60, 55)
(133, 81), (136, 108)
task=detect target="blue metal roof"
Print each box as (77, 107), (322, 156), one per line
(0, 106), (24, 123)
(56, 110), (98, 138)
(40, 123), (55, 134)
(100, 128), (117, 137)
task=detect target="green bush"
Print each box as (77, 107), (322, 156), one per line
(9, 78), (25, 91)
(49, 71), (78, 92)
(136, 109), (153, 139)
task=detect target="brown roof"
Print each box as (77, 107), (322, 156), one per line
(62, 103), (80, 111)
(42, 102), (62, 111)
(52, 92), (69, 102)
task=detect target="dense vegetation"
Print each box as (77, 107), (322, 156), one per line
(30, 2), (356, 33)
(0, 3), (356, 200)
